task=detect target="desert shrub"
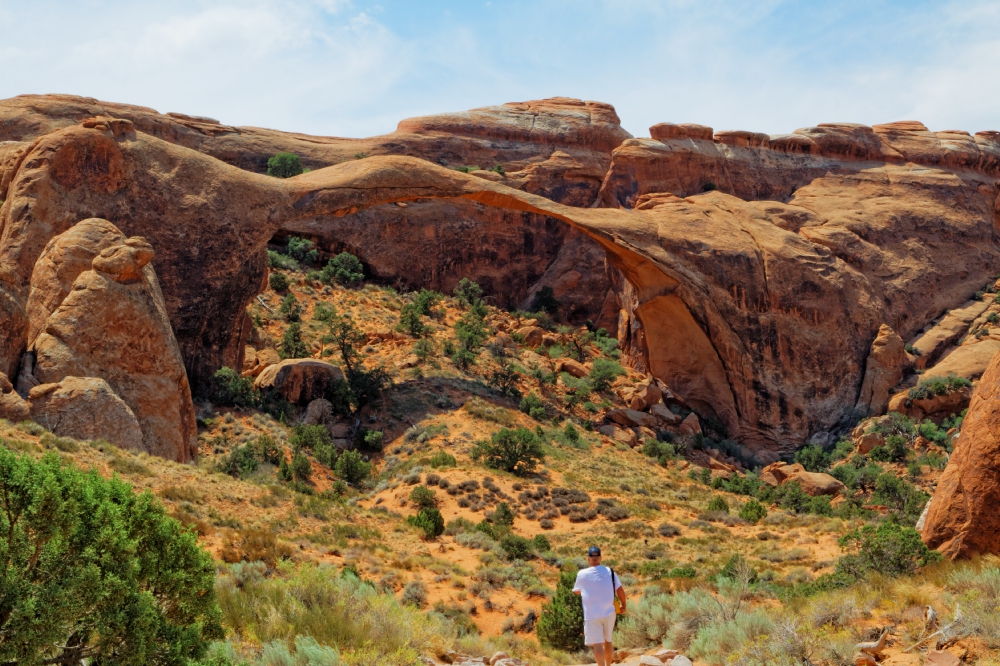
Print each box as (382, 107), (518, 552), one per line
(290, 424), (332, 452)
(487, 359), (521, 398)
(221, 444), (261, 479)
(429, 450), (457, 468)
(532, 534), (551, 552)
(869, 434), (908, 463)
(268, 250), (299, 271)
(518, 392), (546, 420)
(212, 367), (260, 408)
(407, 508), (445, 539)
(325, 252), (364, 286)
(917, 419), (949, 447)
(314, 302), (337, 323)
(529, 286), (561, 316)
(269, 272), (290, 292)
(396, 304), (426, 337)
(267, 152), (304, 178)
(868, 411), (916, 437)
(471, 428), (545, 476)
(794, 445), (831, 472)
(413, 289), (442, 316)
(287, 236), (319, 264)
(536, 570), (585, 651)
(739, 499), (767, 524)
(707, 496), (730, 513)
(362, 429), (384, 452)
(491, 502), (516, 527)
(588, 358), (625, 393)
(908, 373), (972, 400)
(409, 485), (437, 509)
(216, 563), (447, 664)
(324, 314), (389, 410)
(614, 586), (717, 650)
(500, 535), (533, 561)
(870, 473), (929, 525)
(948, 564), (1000, 646)
(279, 293), (302, 322)
(335, 450), (372, 485)
(0, 449), (221, 663)
(454, 278), (483, 307)
(834, 521), (940, 582)
(280, 322), (309, 359)
(291, 451), (312, 481)
(452, 306), (489, 368)
(658, 522), (681, 537)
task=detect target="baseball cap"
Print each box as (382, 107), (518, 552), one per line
(588, 546), (601, 557)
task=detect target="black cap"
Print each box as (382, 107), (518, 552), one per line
(588, 546), (601, 557)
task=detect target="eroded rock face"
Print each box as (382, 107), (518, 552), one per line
(26, 219), (196, 461)
(1, 95), (632, 325)
(29, 376), (144, 450)
(922, 351), (1000, 558)
(254, 359), (345, 405)
(856, 324), (907, 417)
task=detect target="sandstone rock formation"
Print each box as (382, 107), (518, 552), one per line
(855, 324), (907, 417)
(0, 372), (29, 422)
(922, 350), (1000, 558)
(22, 218), (196, 461)
(29, 376), (144, 450)
(760, 462), (846, 497)
(254, 359), (345, 405)
(2, 100), (999, 459)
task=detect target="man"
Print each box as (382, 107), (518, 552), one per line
(573, 546), (626, 666)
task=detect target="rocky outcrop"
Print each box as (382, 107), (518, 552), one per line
(23, 219), (196, 461)
(29, 376), (144, 450)
(760, 462), (846, 497)
(922, 351), (1000, 558)
(2, 95), (632, 324)
(855, 324), (908, 417)
(0, 372), (29, 422)
(253, 359), (345, 405)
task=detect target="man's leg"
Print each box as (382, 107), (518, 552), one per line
(604, 641), (614, 664)
(591, 642), (607, 666)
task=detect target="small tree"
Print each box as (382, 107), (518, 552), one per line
(454, 278), (483, 306)
(280, 322), (309, 359)
(396, 303), (426, 337)
(795, 445), (831, 472)
(212, 367), (260, 408)
(325, 252), (364, 285)
(407, 508), (444, 539)
(492, 501), (516, 526)
(287, 236), (319, 263)
(414, 289), (442, 315)
(835, 521), (940, 581)
(409, 485), (437, 509)
(530, 285), (561, 316)
(707, 496), (730, 513)
(291, 451), (311, 482)
(589, 358), (625, 393)
(537, 570), (585, 651)
(279, 293), (302, 322)
(739, 499), (767, 524)
(335, 449), (372, 485)
(500, 534), (532, 560)
(0, 450), (222, 663)
(471, 427), (545, 476)
(519, 392), (546, 420)
(289, 424), (331, 451)
(269, 272), (290, 292)
(267, 152), (304, 178)
(488, 359), (521, 398)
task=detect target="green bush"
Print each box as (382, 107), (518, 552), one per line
(835, 521), (941, 581)
(500, 534), (533, 560)
(794, 444), (831, 472)
(589, 358), (625, 393)
(325, 252), (364, 285)
(492, 501), (516, 527)
(536, 571), (585, 651)
(409, 485), (437, 509)
(414, 289), (442, 316)
(707, 496), (730, 513)
(917, 419), (949, 447)
(869, 434), (908, 463)
(212, 367), (260, 408)
(0, 449), (221, 663)
(267, 250), (299, 271)
(407, 508), (445, 539)
(738, 499), (767, 524)
(870, 473), (929, 525)
(269, 272), (290, 292)
(279, 322), (309, 359)
(532, 534), (551, 552)
(323, 314), (389, 411)
(255, 434), (283, 466)
(519, 392), (546, 420)
(429, 450), (457, 468)
(291, 451), (312, 482)
(279, 293), (302, 322)
(221, 444), (261, 478)
(363, 430), (384, 451)
(396, 304), (426, 337)
(471, 427), (545, 476)
(529, 286), (561, 316)
(314, 302), (337, 323)
(289, 424), (332, 452)
(909, 373), (972, 400)
(335, 450), (372, 485)
(287, 236), (319, 264)
(487, 359), (521, 398)
(267, 152), (303, 178)
(454, 278), (483, 306)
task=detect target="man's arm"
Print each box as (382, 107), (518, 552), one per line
(615, 585), (626, 611)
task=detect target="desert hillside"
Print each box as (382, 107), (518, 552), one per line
(0, 94), (999, 666)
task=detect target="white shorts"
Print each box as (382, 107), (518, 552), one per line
(584, 613), (616, 646)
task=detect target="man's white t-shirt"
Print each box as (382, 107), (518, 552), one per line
(573, 565), (621, 621)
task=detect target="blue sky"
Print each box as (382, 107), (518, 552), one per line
(1, 1), (998, 138)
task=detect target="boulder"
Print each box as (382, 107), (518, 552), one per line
(669, 657), (693, 666)
(244, 348), (280, 378)
(254, 359), (345, 405)
(28, 220), (197, 462)
(0, 372), (29, 422)
(649, 403), (681, 425)
(599, 424), (637, 447)
(759, 462), (845, 496)
(652, 649), (679, 663)
(516, 326), (545, 347)
(629, 379), (663, 410)
(302, 398), (334, 426)
(925, 650), (961, 666)
(677, 413), (701, 437)
(242, 346), (258, 374)
(890, 387), (972, 422)
(488, 653), (509, 666)
(607, 409), (657, 429)
(639, 657), (663, 666)
(397, 354), (421, 370)
(555, 358), (588, 378)
(855, 432), (885, 455)
(855, 324), (908, 417)
(29, 376), (143, 450)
